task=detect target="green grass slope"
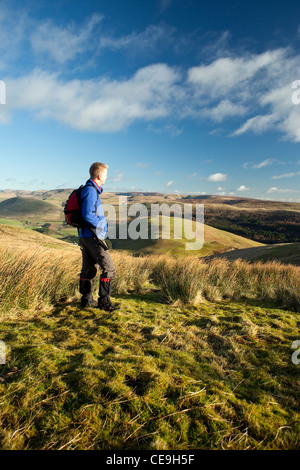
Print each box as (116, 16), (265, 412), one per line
(0, 224), (79, 251)
(112, 215), (263, 257)
(0, 197), (55, 217)
(0, 295), (299, 450)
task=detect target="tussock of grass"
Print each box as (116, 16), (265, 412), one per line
(0, 247), (80, 313)
(110, 251), (152, 294)
(1, 246), (300, 316)
(149, 255), (300, 311)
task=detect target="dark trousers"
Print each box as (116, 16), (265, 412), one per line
(79, 237), (116, 299)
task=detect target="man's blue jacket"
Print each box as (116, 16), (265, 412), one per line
(78, 179), (108, 239)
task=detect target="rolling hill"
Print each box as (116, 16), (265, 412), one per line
(0, 215), (263, 260)
(0, 224), (79, 252)
(206, 242), (300, 266)
(0, 197), (56, 216)
(0, 189), (299, 261)
(109, 215), (263, 257)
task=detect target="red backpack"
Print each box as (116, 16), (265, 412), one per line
(64, 186), (85, 228)
(64, 184), (99, 228)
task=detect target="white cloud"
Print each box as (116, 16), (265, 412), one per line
(232, 114), (278, 137)
(207, 173), (228, 182)
(187, 50), (284, 97)
(160, 0), (174, 12)
(188, 48), (300, 142)
(202, 99), (247, 122)
(30, 14), (102, 63)
(267, 187), (298, 193)
(136, 162), (150, 168)
(166, 180), (174, 186)
(0, 5), (29, 69)
(113, 172), (124, 182)
(237, 185), (249, 191)
(5, 64), (181, 132)
(271, 171), (300, 179)
(252, 159), (274, 169)
(99, 24), (176, 56)
(202, 31), (232, 60)
(243, 159), (286, 170)
(2, 8), (300, 143)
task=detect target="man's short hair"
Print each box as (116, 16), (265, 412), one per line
(89, 162), (108, 179)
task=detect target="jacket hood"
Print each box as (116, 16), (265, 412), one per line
(86, 178), (103, 194)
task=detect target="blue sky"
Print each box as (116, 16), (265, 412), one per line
(1, 0), (300, 201)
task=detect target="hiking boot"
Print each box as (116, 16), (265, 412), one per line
(98, 296), (120, 312)
(80, 295), (98, 308)
(79, 279), (97, 308)
(97, 276), (119, 311)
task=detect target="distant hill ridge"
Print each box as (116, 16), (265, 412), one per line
(0, 189), (299, 209)
(0, 197), (55, 215)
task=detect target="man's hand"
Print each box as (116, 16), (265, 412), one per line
(97, 238), (109, 250)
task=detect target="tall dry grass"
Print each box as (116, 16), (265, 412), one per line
(0, 246), (152, 314)
(148, 254), (300, 311)
(110, 251), (152, 294)
(0, 245), (299, 314)
(0, 246), (81, 313)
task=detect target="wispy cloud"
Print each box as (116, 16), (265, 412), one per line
(113, 171), (124, 182)
(99, 23), (176, 57)
(252, 158), (275, 169)
(30, 14), (103, 64)
(243, 159), (286, 169)
(271, 171), (300, 179)
(267, 187), (299, 193)
(166, 180), (174, 186)
(159, 0), (174, 13)
(136, 162), (150, 168)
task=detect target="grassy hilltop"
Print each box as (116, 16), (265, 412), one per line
(0, 225), (299, 450)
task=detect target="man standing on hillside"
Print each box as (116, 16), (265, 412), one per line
(79, 162), (119, 312)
